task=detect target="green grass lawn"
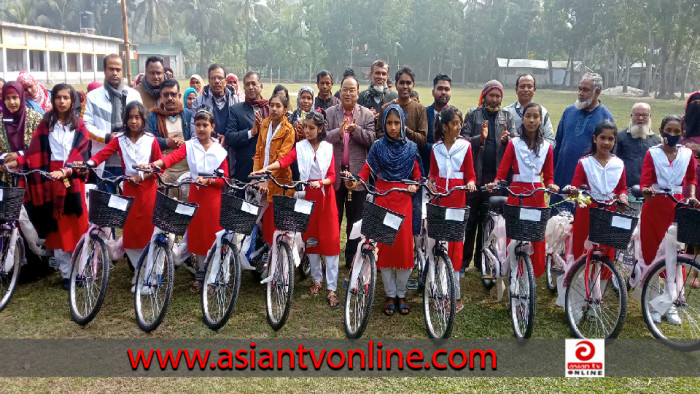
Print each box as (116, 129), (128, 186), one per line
(1, 86), (696, 390)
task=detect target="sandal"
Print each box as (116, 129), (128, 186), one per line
(383, 297), (396, 316)
(327, 290), (340, 309)
(189, 280), (203, 294)
(309, 282), (322, 295)
(398, 298), (410, 315)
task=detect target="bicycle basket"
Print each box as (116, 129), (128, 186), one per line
(588, 207), (638, 249)
(426, 203), (470, 242)
(220, 192), (261, 234)
(272, 194), (315, 233)
(88, 189), (134, 228)
(152, 191), (199, 235)
(676, 206), (700, 246)
(503, 204), (551, 242)
(361, 201), (405, 246)
(0, 187), (26, 221)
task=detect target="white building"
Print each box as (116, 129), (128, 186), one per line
(0, 21), (122, 85)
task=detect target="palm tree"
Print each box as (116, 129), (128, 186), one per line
(133, 0), (172, 43)
(182, 0), (225, 75)
(5, 0), (37, 25)
(236, 0), (272, 70)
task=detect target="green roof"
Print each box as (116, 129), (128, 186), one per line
(135, 44), (182, 57)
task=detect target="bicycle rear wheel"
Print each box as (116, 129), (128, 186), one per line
(0, 231), (21, 313)
(202, 238), (241, 330)
(481, 215), (496, 289)
(510, 252), (536, 340)
(266, 240), (294, 330)
(423, 251), (456, 339)
(565, 255), (627, 339)
(641, 257), (700, 351)
(344, 249), (377, 339)
(69, 235), (110, 325)
(546, 244), (565, 294)
(415, 222), (428, 289)
(134, 239), (174, 332)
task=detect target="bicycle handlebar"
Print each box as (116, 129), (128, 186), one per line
(250, 170), (315, 190)
(566, 185), (634, 210)
(341, 173), (416, 197)
(133, 164), (205, 188)
(408, 177), (473, 198)
(199, 168), (266, 190)
(68, 162), (140, 186)
(482, 181), (556, 199)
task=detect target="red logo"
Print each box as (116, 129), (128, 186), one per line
(575, 341), (595, 361)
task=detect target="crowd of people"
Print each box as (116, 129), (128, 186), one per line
(1, 54), (700, 319)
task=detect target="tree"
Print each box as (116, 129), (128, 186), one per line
(237, 0), (273, 70)
(182, 0), (226, 75)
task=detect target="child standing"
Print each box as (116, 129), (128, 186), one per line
(252, 110), (341, 308)
(428, 107), (476, 313)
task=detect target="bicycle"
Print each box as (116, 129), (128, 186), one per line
(65, 162), (135, 325)
(562, 186), (631, 339)
(340, 173), (408, 339)
(544, 204), (575, 294)
(198, 169), (264, 330)
(636, 188), (700, 351)
(249, 171), (316, 331)
(482, 181), (556, 340)
(132, 165), (201, 332)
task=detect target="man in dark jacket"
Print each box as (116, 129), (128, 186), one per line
(190, 64), (239, 140)
(422, 73), (452, 175)
(358, 60), (397, 124)
(460, 80), (517, 270)
(613, 102), (661, 187)
(225, 71), (268, 182)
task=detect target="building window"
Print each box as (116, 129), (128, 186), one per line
(96, 54), (105, 72)
(6, 49), (26, 72)
(29, 50), (46, 72)
(50, 52), (64, 72)
(67, 53), (79, 72)
(82, 54), (94, 71)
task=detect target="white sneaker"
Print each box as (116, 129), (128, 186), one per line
(665, 306), (682, 325)
(130, 285), (135, 293)
(650, 309), (661, 324)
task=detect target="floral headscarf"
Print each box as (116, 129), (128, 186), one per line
(17, 71), (52, 113)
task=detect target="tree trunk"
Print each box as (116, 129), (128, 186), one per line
(613, 41), (618, 87)
(669, 36), (682, 99)
(245, 17), (250, 70)
(622, 52), (630, 94)
(644, 24), (654, 97)
(682, 36), (699, 100)
(461, 51), (467, 85)
(427, 56), (432, 85)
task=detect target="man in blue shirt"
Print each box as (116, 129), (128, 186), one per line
(553, 73), (615, 189)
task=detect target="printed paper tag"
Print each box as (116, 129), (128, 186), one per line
(294, 199), (313, 215)
(445, 208), (465, 222)
(383, 213), (402, 230)
(107, 195), (129, 211)
(241, 201), (259, 215)
(611, 215), (632, 230)
(519, 208), (542, 222)
(175, 203), (196, 216)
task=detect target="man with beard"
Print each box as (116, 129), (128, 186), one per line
(358, 60), (397, 124)
(504, 74), (555, 145)
(84, 54), (142, 188)
(135, 56), (166, 111)
(191, 64), (240, 140)
(460, 80), (517, 270)
(315, 70), (340, 110)
(614, 102), (661, 186)
(421, 73), (452, 175)
(553, 73), (614, 190)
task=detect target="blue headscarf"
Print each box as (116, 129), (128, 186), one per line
(365, 104), (418, 181)
(183, 87), (198, 109)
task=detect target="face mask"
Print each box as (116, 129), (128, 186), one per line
(662, 132), (681, 147)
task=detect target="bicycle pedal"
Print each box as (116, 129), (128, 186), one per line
(482, 274), (494, 279)
(343, 279), (349, 289)
(406, 279), (419, 290)
(551, 266), (565, 275)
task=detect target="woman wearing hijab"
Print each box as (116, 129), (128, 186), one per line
(17, 71), (52, 114)
(348, 104), (421, 316)
(0, 82), (43, 185)
(189, 74), (204, 95)
(183, 87), (198, 110)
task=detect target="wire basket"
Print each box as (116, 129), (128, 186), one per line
(361, 201), (405, 246)
(0, 187), (26, 221)
(426, 203), (470, 242)
(152, 191), (199, 236)
(88, 189), (134, 228)
(676, 206), (700, 247)
(503, 204), (551, 242)
(272, 194), (315, 233)
(220, 192), (261, 234)
(588, 207), (639, 249)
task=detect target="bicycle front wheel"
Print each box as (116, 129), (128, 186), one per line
(69, 235), (110, 325)
(510, 252), (536, 340)
(202, 238), (241, 330)
(641, 256), (700, 351)
(423, 251), (456, 339)
(0, 232), (22, 313)
(266, 240), (294, 330)
(565, 255), (627, 339)
(481, 215), (496, 289)
(344, 249), (377, 339)
(134, 240), (174, 332)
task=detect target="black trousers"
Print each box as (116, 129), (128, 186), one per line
(463, 190), (489, 270)
(336, 183), (367, 266)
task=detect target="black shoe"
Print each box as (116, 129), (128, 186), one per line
(62, 278), (70, 291)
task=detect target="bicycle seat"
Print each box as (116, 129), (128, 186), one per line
(488, 196), (508, 213)
(630, 185), (643, 199)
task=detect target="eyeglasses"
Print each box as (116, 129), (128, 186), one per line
(161, 92), (178, 99)
(341, 88), (357, 94)
(210, 76), (225, 82)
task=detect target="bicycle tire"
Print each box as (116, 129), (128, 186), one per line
(564, 255), (627, 339)
(415, 222), (428, 289)
(510, 252), (536, 340)
(481, 215), (496, 290)
(202, 238), (241, 330)
(299, 254), (310, 279)
(344, 249), (377, 339)
(545, 248), (564, 293)
(0, 232), (22, 313)
(69, 235), (110, 325)
(423, 250), (456, 339)
(640, 256), (700, 351)
(134, 239), (174, 332)
(266, 240), (294, 330)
